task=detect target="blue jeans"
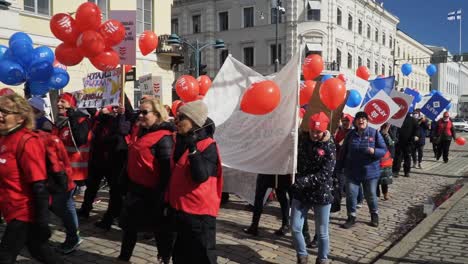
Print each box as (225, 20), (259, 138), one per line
(291, 199), (331, 260)
(346, 178), (379, 216)
(50, 190), (80, 243)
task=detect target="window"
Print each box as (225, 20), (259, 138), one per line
(388, 67), (392, 76)
(358, 19), (363, 35)
(137, 0), (152, 34)
(397, 47), (400, 57)
(219, 11), (229, 31)
(271, 7), (283, 24)
(375, 28), (379, 42)
(220, 49), (229, 66)
(192, 15), (201, 33)
(358, 56), (362, 67)
(336, 49), (341, 67)
(171, 18), (179, 34)
(88, 0), (108, 20)
(270, 44), (282, 65)
(347, 53), (353, 69)
(367, 59), (371, 69)
(24, 0), (50, 16)
(381, 64), (385, 75)
(307, 6), (321, 21)
(244, 47), (254, 66)
(375, 62), (379, 75)
(367, 24), (371, 38)
(337, 8), (342, 25)
(382, 32), (386, 46)
(243, 7), (254, 28)
(348, 15), (353, 31)
(389, 36), (393, 49)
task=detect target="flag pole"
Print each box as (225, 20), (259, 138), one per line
(458, 9), (462, 116)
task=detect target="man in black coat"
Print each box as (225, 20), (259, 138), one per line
(392, 113), (418, 177)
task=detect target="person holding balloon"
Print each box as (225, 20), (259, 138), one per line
(435, 112), (457, 163)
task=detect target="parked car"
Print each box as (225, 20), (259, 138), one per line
(452, 118), (468, 132)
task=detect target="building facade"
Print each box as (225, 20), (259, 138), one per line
(0, 0), (174, 106)
(171, 0), (399, 78)
(394, 30), (433, 95)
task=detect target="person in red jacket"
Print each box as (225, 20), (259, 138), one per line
(0, 94), (62, 263)
(168, 100), (223, 264)
(118, 98), (175, 264)
(435, 111), (457, 163)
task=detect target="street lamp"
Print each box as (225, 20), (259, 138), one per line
(272, 0), (285, 72)
(167, 34), (225, 77)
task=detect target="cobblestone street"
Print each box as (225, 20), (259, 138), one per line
(10, 139), (468, 264)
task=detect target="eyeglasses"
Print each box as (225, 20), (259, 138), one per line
(0, 107), (19, 116)
(137, 109), (155, 116)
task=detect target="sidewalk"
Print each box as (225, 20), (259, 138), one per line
(10, 139), (468, 263)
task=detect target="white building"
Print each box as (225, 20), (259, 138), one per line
(171, 0), (399, 77)
(426, 45), (468, 117)
(394, 30), (433, 95)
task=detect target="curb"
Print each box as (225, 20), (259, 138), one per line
(375, 183), (468, 264)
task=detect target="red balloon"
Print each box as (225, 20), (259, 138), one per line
(90, 49), (120, 72)
(176, 75), (199, 102)
(50, 13), (80, 44)
(299, 108), (306, 119)
(171, 100), (185, 116)
(337, 73), (347, 83)
(53, 59), (67, 70)
(76, 30), (106, 58)
(302, 54), (324, 80)
(240, 80), (281, 115)
(98, 19), (126, 47)
(300, 80), (316, 105)
(124, 65), (133, 73)
(356, 66), (370, 80)
(75, 2), (102, 32)
(139, 31), (159, 56)
(197, 75), (212, 96)
(455, 137), (466, 146)
(0, 88), (15, 96)
(55, 43), (84, 66)
(319, 78), (347, 111)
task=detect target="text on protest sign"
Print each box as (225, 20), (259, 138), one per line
(75, 69), (121, 108)
(110, 10), (136, 65)
(360, 90), (399, 129)
(421, 93), (450, 121)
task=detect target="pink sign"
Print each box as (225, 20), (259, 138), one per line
(110, 10), (136, 66)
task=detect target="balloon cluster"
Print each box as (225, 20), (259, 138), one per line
(174, 75), (213, 103)
(0, 32), (70, 95)
(50, 2), (125, 71)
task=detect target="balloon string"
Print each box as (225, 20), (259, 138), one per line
(330, 110), (333, 132)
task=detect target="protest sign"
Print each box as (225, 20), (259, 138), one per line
(388, 90), (414, 128)
(74, 69), (121, 108)
(361, 90), (399, 129)
(421, 93), (450, 121)
(110, 10), (136, 65)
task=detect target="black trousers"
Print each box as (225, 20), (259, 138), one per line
(172, 210), (216, 264)
(437, 140), (452, 162)
(0, 220), (62, 264)
(119, 229), (175, 263)
(376, 184), (388, 197)
(412, 144), (424, 164)
(81, 152), (126, 220)
(393, 143), (412, 174)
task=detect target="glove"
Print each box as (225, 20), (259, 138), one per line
(414, 136), (419, 142)
(32, 223), (52, 242)
(182, 132), (198, 153)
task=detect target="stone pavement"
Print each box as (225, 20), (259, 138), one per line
(9, 138), (468, 263)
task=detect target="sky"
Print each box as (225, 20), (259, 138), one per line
(383, 0), (468, 54)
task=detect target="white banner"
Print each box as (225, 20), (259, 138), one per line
(110, 10), (136, 65)
(204, 53), (300, 175)
(74, 69), (121, 108)
(360, 90), (399, 129)
(342, 74), (370, 117)
(388, 90), (414, 128)
(139, 74), (153, 96)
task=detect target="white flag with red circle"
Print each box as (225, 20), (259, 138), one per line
(388, 90), (415, 128)
(360, 90), (399, 129)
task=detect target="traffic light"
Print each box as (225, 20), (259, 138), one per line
(199, 63), (207, 76)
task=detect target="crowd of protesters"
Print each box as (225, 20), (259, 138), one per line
(0, 88), (461, 264)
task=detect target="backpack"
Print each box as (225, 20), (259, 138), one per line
(17, 130), (71, 194)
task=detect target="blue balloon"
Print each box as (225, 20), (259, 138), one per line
(49, 68), (70, 90)
(32, 46), (55, 64)
(372, 77), (386, 90)
(9, 32), (33, 47)
(0, 45), (8, 60)
(401, 63), (413, 76)
(426, 64), (437, 77)
(28, 60), (53, 82)
(10, 39), (34, 67)
(0, 59), (26, 85)
(29, 81), (50, 96)
(445, 103), (452, 110)
(321, 74), (333, 82)
(346, 89), (362, 108)
(415, 93), (422, 103)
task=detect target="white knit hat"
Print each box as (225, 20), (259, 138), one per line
(28, 96), (46, 112)
(178, 100), (208, 127)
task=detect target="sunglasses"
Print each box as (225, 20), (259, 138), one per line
(137, 110), (155, 116)
(0, 107), (19, 116)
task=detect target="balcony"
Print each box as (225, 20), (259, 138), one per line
(155, 34), (184, 57)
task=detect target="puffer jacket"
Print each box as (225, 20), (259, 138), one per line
(338, 126), (387, 182)
(291, 131), (336, 205)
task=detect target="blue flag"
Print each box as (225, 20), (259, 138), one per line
(362, 76), (395, 106)
(421, 93), (450, 121)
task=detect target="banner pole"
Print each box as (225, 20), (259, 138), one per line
(120, 65), (125, 106)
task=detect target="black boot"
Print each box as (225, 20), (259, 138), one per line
(76, 207), (90, 219)
(243, 224), (259, 236)
(341, 216), (356, 229)
(370, 213), (379, 227)
(297, 255), (308, 264)
(274, 225), (290, 236)
(95, 217), (112, 231)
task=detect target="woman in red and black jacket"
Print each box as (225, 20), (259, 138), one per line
(118, 98), (175, 264)
(168, 100), (223, 264)
(0, 94), (62, 263)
